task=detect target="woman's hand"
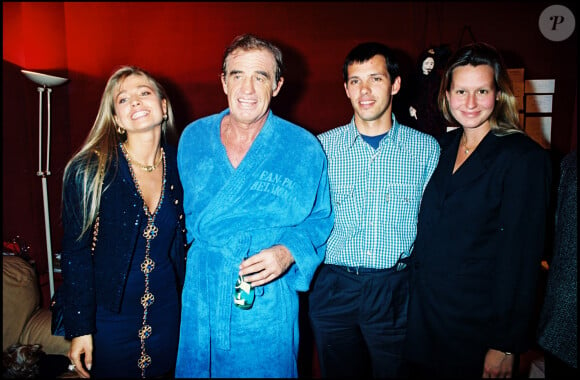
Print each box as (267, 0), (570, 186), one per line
(68, 334), (93, 378)
(482, 348), (514, 378)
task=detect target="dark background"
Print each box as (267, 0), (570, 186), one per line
(3, 1), (577, 310)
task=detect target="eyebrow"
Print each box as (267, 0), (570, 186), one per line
(228, 70), (271, 79)
(256, 70), (270, 79)
(116, 85), (153, 98)
(348, 73), (385, 80)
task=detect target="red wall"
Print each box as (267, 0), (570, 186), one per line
(3, 1), (578, 285)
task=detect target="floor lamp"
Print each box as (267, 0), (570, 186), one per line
(21, 69), (68, 298)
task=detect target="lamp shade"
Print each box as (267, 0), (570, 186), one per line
(21, 69), (68, 87)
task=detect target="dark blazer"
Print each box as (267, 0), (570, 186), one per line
(60, 143), (187, 340)
(405, 128), (552, 373)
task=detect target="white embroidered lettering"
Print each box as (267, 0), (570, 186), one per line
(251, 171), (298, 201)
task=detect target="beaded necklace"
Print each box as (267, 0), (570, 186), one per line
(120, 142), (166, 378)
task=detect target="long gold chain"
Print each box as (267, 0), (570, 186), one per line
(121, 143), (166, 378)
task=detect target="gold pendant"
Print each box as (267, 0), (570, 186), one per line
(143, 223), (158, 240)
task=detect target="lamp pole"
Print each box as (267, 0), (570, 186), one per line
(21, 70), (68, 298)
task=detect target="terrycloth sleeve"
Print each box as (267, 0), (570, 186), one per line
(276, 146), (333, 291)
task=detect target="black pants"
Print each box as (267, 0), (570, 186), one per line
(309, 262), (410, 378)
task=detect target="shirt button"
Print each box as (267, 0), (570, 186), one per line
(174, 199), (179, 205)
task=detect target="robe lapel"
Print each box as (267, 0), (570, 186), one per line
(197, 111), (277, 229)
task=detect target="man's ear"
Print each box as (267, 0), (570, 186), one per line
(343, 82), (351, 100)
(221, 73), (228, 95)
(391, 76), (402, 95)
(272, 77), (285, 97)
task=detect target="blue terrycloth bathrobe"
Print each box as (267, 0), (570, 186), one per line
(175, 109), (334, 378)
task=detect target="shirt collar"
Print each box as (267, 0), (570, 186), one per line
(344, 113), (403, 149)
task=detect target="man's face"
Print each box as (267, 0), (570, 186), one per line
(344, 54), (400, 126)
(221, 48), (283, 126)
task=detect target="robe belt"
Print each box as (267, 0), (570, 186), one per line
(193, 234), (253, 351)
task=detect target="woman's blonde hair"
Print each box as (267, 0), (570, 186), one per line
(62, 66), (175, 239)
(438, 42), (523, 136)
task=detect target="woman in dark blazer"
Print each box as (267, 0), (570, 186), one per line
(404, 42), (552, 378)
(60, 66), (187, 378)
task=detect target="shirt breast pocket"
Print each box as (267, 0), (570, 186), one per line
(388, 184), (422, 240)
(331, 185), (359, 233)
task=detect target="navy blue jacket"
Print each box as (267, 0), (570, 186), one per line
(60, 143), (186, 340)
(405, 128), (552, 372)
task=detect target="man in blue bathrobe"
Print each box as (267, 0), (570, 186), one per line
(175, 34), (334, 378)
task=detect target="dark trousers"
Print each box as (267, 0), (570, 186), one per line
(308, 262), (410, 378)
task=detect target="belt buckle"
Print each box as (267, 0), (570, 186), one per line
(343, 266), (359, 275)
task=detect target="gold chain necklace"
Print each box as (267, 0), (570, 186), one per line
(122, 144), (163, 172)
(461, 135), (474, 155)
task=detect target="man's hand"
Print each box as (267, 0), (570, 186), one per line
(239, 245), (295, 287)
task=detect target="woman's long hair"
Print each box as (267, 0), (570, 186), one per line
(438, 42), (523, 136)
(62, 66), (175, 240)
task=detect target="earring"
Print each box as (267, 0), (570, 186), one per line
(116, 126), (126, 135)
(163, 114), (168, 121)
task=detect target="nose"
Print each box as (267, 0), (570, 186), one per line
(361, 80), (371, 94)
(466, 93), (477, 108)
(130, 96), (141, 107)
(241, 77), (254, 93)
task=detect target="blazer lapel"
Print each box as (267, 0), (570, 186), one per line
(449, 131), (497, 193)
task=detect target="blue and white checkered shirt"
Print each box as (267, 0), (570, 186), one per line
(318, 115), (440, 269)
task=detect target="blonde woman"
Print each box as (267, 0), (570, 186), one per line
(404, 43), (552, 378)
(60, 66), (186, 378)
